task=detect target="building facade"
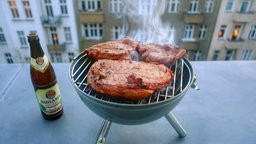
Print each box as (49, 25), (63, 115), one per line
(208, 0), (256, 61)
(75, 0), (221, 61)
(0, 0), (79, 64)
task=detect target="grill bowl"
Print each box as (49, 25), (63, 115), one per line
(69, 51), (195, 125)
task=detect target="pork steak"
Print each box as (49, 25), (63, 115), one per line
(87, 59), (173, 100)
(137, 43), (186, 65)
(84, 36), (138, 60)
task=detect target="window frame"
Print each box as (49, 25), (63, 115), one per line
(17, 31), (28, 47)
(248, 24), (256, 39)
(111, 26), (121, 40)
(167, 0), (180, 13)
(22, 0), (33, 18)
(204, 0), (214, 13)
(81, 0), (102, 12)
(240, 0), (251, 13)
(9, 0), (20, 18)
(225, 49), (235, 60)
(199, 25), (207, 40)
(225, 0), (235, 13)
(64, 27), (72, 43)
(183, 24), (195, 40)
(218, 25), (227, 40)
(4, 53), (14, 63)
(83, 23), (103, 40)
(188, 0), (199, 13)
(109, 0), (121, 13)
(0, 28), (7, 44)
(60, 0), (68, 15)
(240, 49), (252, 60)
(44, 0), (54, 17)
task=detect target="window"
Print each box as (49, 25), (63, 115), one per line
(109, 0), (121, 13)
(204, 0), (214, 13)
(9, 1), (20, 18)
(188, 0), (198, 13)
(168, 25), (175, 42)
(212, 50), (220, 60)
(231, 25), (241, 40)
(240, 0), (251, 13)
(84, 23), (103, 40)
(194, 50), (201, 61)
(68, 52), (74, 62)
(111, 26), (121, 40)
(0, 28), (7, 44)
(5, 53), (14, 64)
(240, 49), (252, 60)
(45, 0), (53, 17)
(81, 0), (102, 12)
(167, 0), (180, 13)
(17, 31), (27, 47)
(23, 0), (33, 18)
(225, 49), (235, 60)
(50, 27), (59, 45)
(64, 27), (72, 42)
(248, 25), (256, 39)
(138, 0), (156, 15)
(199, 25), (207, 39)
(183, 25), (195, 40)
(225, 0), (235, 12)
(50, 52), (62, 62)
(136, 29), (151, 42)
(218, 25), (227, 39)
(60, 0), (68, 15)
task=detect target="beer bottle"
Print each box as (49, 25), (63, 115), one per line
(28, 33), (63, 120)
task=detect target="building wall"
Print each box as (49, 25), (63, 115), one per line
(76, 0), (221, 61)
(208, 0), (256, 61)
(0, 0), (46, 63)
(0, 0), (79, 64)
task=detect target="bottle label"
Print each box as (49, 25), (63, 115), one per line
(36, 83), (63, 115)
(31, 55), (49, 73)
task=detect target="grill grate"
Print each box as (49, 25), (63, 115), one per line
(71, 53), (187, 104)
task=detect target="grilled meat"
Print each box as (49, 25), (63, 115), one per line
(87, 59), (173, 100)
(137, 43), (186, 65)
(84, 36), (138, 60)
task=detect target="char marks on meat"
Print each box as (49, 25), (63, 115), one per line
(84, 36), (138, 60)
(137, 43), (186, 65)
(87, 59), (173, 100)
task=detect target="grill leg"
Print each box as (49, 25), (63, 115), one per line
(96, 119), (112, 144)
(165, 112), (187, 138)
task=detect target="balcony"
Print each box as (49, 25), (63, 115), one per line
(225, 38), (244, 49)
(47, 43), (66, 52)
(79, 11), (104, 23)
(181, 39), (198, 50)
(41, 15), (62, 27)
(232, 11), (256, 23)
(184, 12), (204, 24)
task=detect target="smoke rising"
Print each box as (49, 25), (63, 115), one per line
(119, 0), (176, 45)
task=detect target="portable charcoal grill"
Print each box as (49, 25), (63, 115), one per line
(69, 51), (199, 144)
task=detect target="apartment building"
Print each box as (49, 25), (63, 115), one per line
(0, 0), (79, 63)
(75, 0), (221, 61)
(208, 0), (256, 61)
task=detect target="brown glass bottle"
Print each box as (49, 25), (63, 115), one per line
(28, 34), (63, 120)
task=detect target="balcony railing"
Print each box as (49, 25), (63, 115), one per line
(47, 43), (66, 52)
(232, 11), (256, 23)
(41, 15), (62, 27)
(184, 11), (204, 24)
(79, 11), (104, 23)
(225, 38), (245, 49)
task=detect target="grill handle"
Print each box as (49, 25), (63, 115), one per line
(96, 119), (112, 144)
(190, 75), (200, 90)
